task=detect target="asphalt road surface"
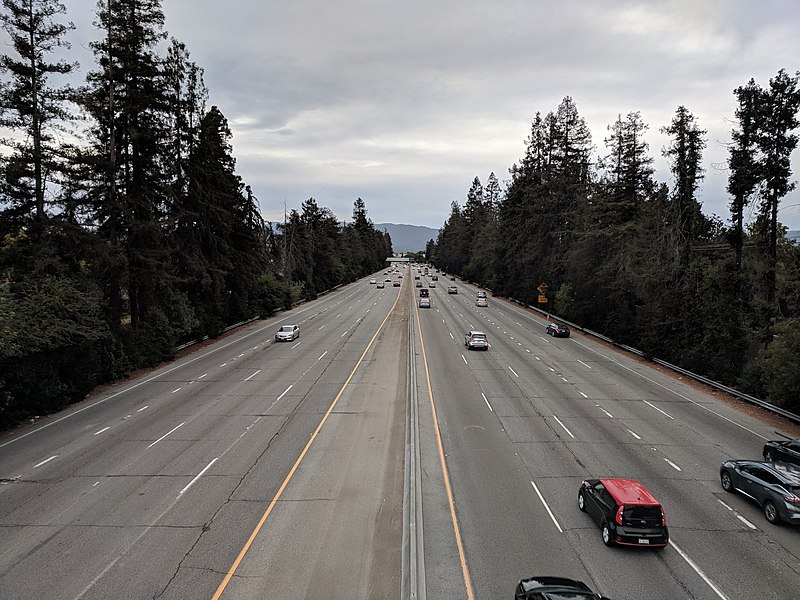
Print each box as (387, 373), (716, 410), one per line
(1, 266), (799, 600)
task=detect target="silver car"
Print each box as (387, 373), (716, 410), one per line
(465, 331), (489, 350)
(275, 324), (300, 341)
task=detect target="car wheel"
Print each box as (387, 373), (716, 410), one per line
(720, 470), (734, 493)
(602, 523), (614, 547)
(578, 490), (587, 512)
(764, 450), (774, 462)
(764, 501), (781, 524)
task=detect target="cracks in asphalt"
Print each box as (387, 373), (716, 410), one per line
(154, 313), (369, 598)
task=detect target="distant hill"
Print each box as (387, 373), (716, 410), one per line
(374, 223), (439, 252)
(789, 230), (799, 243)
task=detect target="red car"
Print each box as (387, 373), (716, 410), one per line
(578, 478), (668, 547)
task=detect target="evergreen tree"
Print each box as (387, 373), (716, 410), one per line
(661, 105), (707, 263)
(0, 0), (77, 228)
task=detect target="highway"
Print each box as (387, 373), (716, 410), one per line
(1, 265), (799, 599)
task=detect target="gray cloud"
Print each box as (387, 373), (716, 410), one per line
(63, 0), (800, 229)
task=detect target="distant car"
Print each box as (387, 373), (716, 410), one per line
(429, 281), (436, 288)
(393, 281), (401, 287)
(450, 276), (456, 280)
(515, 576), (610, 600)
(414, 275), (420, 280)
(419, 288), (429, 297)
(431, 275), (438, 281)
(763, 438), (800, 466)
(476, 297), (488, 307)
(369, 278), (376, 284)
(720, 460), (800, 524)
(578, 478), (669, 547)
(385, 276), (392, 282)
(275, 324), (300, 341)
(546, 322), (570, 338)
(477, 291), (487, 298)
(447, 285), (458, 294)
(376, 281), (385, 288)
(464, 331), (489, 350)
(418, 298), (431, 308)
(415, 281), (423, 288)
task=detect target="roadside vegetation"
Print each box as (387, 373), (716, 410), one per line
(0, 0), (390, 428)
(430, 82), (800, 413)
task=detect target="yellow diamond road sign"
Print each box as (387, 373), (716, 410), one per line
(537, 283), (548, 294)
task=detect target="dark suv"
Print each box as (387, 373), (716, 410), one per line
(578, 478), (668, 547)
(515, 576), (610, 600)
(763, 438), (800, 466)
(720, 460), (800, 524)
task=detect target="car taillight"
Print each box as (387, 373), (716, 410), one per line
(615, 506), (624, 526)
(660, 507), (666, 526)
(784, 494), (800, 504)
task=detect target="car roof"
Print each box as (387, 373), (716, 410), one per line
(733, 460), (800, 483)
(518, 576), (591, 593)
(468, 331), (486, 336)
(600, 478), (661, 506)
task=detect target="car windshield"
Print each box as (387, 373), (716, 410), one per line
(279, 326), (293, 332)
(471, 334), (486, 339)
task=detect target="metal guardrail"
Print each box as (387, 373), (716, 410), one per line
(498, 291), (800, 425)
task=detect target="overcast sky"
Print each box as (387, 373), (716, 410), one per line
(61, 0), (800, 230)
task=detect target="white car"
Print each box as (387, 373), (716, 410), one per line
(275, 325), (300, 341)
(476, 297), (488, 307)
(465, 331), (489, 350)
(477, 291), (487, 298)
(370, 278), (376, 284)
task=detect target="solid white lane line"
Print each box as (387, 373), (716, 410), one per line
(552, 415), (575, 438)
(199, 373), (207, 379)
(148, 422), (185, 449)
(717, 499), (732, 511)
(462, 354), (468, 365)
(244, 369), (261, 382)
(627, 428), (641, 440)
(317, 351), (328, 361)
(509, 366), (519, 378)
(34, 456), (58, 468)
(578, 360), (592, 369)
(482, 393), (493, 412)
(737, 515), (758, 530)
(670, 541), (730, 600)
(291, 341), (302, 349)
(643, 399), (675, 420)
(94, 427), (110, 436)
(171, 388), (181, 394)
(277, 385), (293, 401)
(530, 481), (563, 533)
(137, 405), (149, 412)
(579, 391), (588, 398)
(664, 458), (682, 471)
(178, 457), (218, 497)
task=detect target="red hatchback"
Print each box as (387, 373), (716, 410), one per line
(578, 478), (669, 548)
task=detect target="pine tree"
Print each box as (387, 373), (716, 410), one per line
(0, 0), (77, 229)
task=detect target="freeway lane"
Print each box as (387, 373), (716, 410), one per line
(417, 275), (800, 599)
(0, 270), (406, 599)
(3, 264), (799, 600)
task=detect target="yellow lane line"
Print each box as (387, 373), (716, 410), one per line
(211, 288), (402, 599)
(414, 300), (475, 600)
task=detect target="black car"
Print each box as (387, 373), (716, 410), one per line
(578, 478), (669, 547)
(720, 460), (800, 525)
(546, 322), (570, 338)
(763, 438), (800, 466)
(515, 576), (610, 600)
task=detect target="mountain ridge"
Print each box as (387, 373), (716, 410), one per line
(374, 222), (439, 252)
